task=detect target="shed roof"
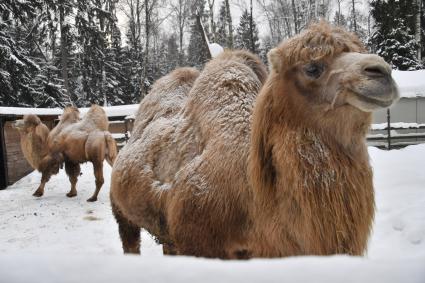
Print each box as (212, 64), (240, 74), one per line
(0, 104), (139, 118)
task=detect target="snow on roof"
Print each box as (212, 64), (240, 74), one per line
(0, 104), (139, 118)
(0, 107), (63, 116)
(393, 70), (425, 98)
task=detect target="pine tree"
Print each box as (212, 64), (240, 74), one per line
(0, 0), (67, 107)
(187, 0), (210, 69)
(74, 0), (122, 106)
(216, 1), (228, 48)
(104, 24), (125, 105)
(374, 18), (422, 70)
(371, 0), (423, 69)
(234, 9), (260, 54)
(165, 34), (180, 72)
(333, 11), (347, 28)
(260, 35), (273, 64)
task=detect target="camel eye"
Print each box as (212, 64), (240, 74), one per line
(304, 62), (325, 79)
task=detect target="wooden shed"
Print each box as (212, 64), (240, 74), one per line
(0, 105), (138, 190)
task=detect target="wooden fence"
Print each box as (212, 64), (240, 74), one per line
(111, 116), (425, 151)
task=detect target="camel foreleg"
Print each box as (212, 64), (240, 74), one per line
(65, 161), (80, 198)
(33, 172), (51, 197)
(111, 202), (141, 254)
(34, 152), (63, 198)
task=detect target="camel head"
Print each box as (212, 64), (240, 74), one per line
(14, 115), (42, 134)
(267, 22), (399, 120)
(14, 115), (50, 170)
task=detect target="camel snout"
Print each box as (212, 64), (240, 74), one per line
(359, 54), (392, 77)
(13, 119), (25, 130)
(362, 63), (391, 79)
(339, 53), (399, 112)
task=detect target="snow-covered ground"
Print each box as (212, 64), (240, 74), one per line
(0, 145), (424, 282)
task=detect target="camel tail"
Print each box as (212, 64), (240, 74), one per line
(104, 132), (118, 167)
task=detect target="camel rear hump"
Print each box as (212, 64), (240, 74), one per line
(81, 105), (109, 131)
(132, 67), (199, 137)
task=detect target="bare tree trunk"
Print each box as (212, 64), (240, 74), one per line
(337, 0), (342, 25)
(142, 0), (150, 96)
(285, 17), (292, 38)
(172, 0), (188, 65)
(351, 0), (357, 33)
(416, 0), (422, 61)
(225, 0), (233, 48)
(367, 0), (372, 38)
(207, 0), (215, 42)
(291, 0), (298, 34)
(179, 19), (184, 64)
(59, 3), (72, 105)
(250, 0), (255, 52)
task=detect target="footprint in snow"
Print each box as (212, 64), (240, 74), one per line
(391, 217), (405, 231)
(83, 215), (102, 221)
(408, 231), (423, 245)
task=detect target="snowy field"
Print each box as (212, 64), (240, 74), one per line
(1, 145), (424, 282)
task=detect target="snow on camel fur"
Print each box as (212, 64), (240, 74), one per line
(15, 105), (118, 202)
(110, 23), (399, 258)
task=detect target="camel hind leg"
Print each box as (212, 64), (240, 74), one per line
(111, 202), (141, 254)
(65, 161), (80, 198)
(87, 161), (104, 202)
(104, 132), (117, 167)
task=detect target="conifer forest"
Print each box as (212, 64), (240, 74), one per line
(0, 0), (423, 107)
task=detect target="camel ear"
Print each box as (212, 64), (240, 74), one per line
(267, 48), (283, 73)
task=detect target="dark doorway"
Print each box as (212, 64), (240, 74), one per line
(0, 118), (7, 189)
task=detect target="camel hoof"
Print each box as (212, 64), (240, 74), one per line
(33, 190), (43, 197)
(66, 192), (77, 198)
(87, 196), (97, 202)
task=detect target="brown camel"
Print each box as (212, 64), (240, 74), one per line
(110, 22), (399, 258)
(15, 105), (118, 202)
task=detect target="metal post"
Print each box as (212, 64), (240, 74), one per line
(124, 119), (129, 143)
(386, 108), (391, 150)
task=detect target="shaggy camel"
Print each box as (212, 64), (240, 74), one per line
(110, 22), (399, 258)
(15, 105), (117, 202)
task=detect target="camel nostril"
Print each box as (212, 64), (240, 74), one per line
(363, 65), (389, 78)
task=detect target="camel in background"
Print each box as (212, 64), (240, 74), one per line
(110, 22), (399, 258)
(15, 105), (117, 202)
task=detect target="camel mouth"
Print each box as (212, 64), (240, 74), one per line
(352, 91), (395, 108)
(347, 79), (399, 112)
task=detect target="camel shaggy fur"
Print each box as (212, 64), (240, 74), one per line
(15, 105), (117, 202)
(110, 23), (399, 258)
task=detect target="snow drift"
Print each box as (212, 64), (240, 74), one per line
(0, 144), (424, 282)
